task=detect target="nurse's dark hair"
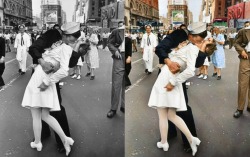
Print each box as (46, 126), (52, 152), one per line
(43, 29), (62, 48)
(66, 30), (81, 39)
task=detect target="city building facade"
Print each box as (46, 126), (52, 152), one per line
(41, 0), (62, 28)
(228, 0), (250, 29)
(167, 0), (191, 28)
(0, 0), (3, 29)
(3, 0), (33, 30)
(125, 0), (159, 31)
(74, 0), (123, 28)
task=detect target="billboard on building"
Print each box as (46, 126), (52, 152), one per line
(43, 0), (58, 5)
(172, 10), (184, 23)
(45, 11), (58, 23)
(245, 1), (250, 19)
(172, 0), (184, 5)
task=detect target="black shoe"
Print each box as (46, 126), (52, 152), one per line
(233, 110), (243, 118)
(120, 107), (125, 113)
(145, 69), (148, 73)
(212, 73), (217, 77)
(183, 144), (192, 153)
(107, 110), (116, 118)
(217, 76), (221, 80)
(85, 73), (90, 77)
(20, 72), (25, 75)
(90, 76), (95, 80)
(147, 72), (152, 75)
(18, 69), (21, 73)
(57, 144), (66, 153)
(247, 107), (250, 112)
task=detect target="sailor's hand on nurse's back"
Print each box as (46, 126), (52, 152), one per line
(38, 82), (49, 91)
(164, 83), (174, 91)
(38, 58), (54, 74)
(164, 58), (180, 74)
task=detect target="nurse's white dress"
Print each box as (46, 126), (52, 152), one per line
(21, 43), (72, 111)
(148, 43), (199, 111)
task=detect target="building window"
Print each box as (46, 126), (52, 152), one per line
(92, 1), (95, 5)
(92, 7), (94, 11)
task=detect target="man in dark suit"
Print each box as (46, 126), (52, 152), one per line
(107, 21), (125, 118)
(155, 22), (207, 152)
(0, 36), (5, 89)
(29, 23), (83, 152)
(125, 32), (132, 88)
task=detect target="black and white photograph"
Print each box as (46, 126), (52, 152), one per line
(0, 0), (124, 156)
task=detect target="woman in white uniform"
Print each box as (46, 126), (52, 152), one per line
(21, 34), (82, 155)
(85, 29), (99, 80)
(148, 37), (215, 156)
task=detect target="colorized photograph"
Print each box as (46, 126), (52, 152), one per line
(0, 0), (125, 156)
(125, 0), (250, 156)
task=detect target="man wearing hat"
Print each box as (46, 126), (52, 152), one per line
(107, 21), (125, 118)
(29, 22), (84, 153)
(14, 24), (31, 75)
(155, 22), (208, 153)
(141, 25), (157, 75)
(233, 21), (250, 118)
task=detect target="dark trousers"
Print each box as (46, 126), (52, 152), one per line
(158, 69), (197, 146)
(229, 38), (234, 49)
(41, 83), (71, 147)
(111, 52), (125, 110)
(103, 38), (108, 49)
(125, 63), (131, 87)
(0, 63), (5, 86)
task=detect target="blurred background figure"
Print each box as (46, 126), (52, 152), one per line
(211, 27), (225, 80)
(0, 35), (5, 89)
(131, 32), (137, 52)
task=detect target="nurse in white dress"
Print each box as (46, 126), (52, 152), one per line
(148, 22), (211, 156)
(21, 40), (74, 155)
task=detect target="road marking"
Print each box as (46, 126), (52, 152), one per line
(125, 66), (157, 93)
(5, 58), (16, 65)
(132, 58), (142, 65)
(0, 65), (32, 92)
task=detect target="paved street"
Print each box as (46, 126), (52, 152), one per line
(0, 45), (124, 157)
(125, 45), (250, 157)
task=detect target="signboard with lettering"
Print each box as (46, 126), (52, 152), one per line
(172, 10), (184, 23)
(101, 3), (117, 20)
(227, 2), (245, 20)
(245, 1), (250, 19)
(45, 11), (58, 23)
(172, 0), (184, 5)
